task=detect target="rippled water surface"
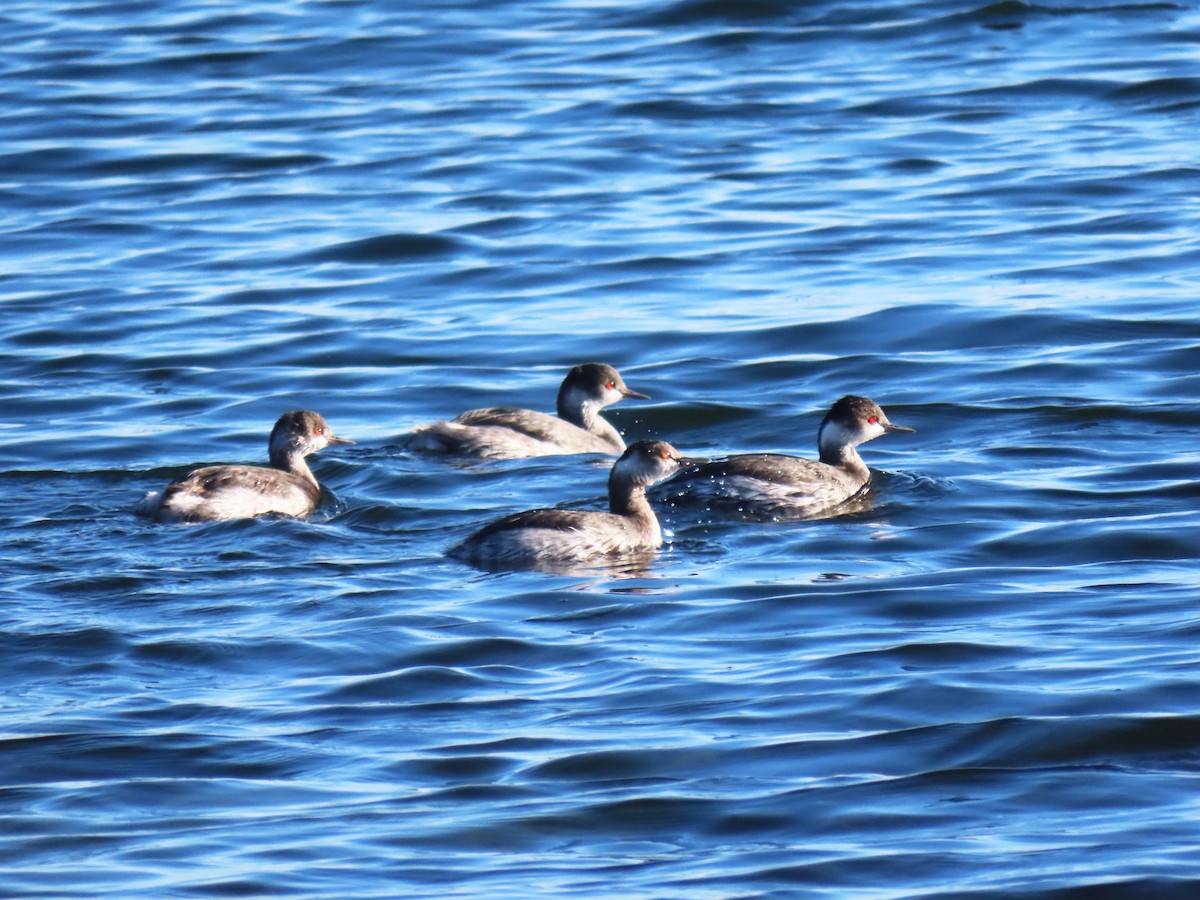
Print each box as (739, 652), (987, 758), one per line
(3, 1), (1200, 897)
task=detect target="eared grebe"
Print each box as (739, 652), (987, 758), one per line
(410, 362), (649, 459)
(660, 395), (913, 517)
(450, 440), (692, 565)
(135, 410), (354, 523)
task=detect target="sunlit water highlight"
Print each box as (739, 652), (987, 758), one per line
(2, 1), (1199, 897)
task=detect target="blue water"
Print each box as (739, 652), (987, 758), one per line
(3, 0), (1200, 896)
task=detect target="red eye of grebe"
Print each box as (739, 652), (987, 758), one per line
(868, 415), (878, 424)
(606, 381), (615, 389)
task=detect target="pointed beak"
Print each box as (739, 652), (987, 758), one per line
(328, 434), (356, 445)
(884, 422), (914, 434)
(622, 387), (650, 400)
(672, 454), (708, 467)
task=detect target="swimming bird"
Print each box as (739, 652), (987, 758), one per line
(450, 439), (692, 566)
(660, 395), (913, 517)
(135, 410), (353, 523)
(410, 362), (648, 459)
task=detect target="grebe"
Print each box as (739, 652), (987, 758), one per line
(135, 410), (353, 523)
(661, 395), (913, 517)
(410, 362), (648, 459)
(450, 440), (692, 565)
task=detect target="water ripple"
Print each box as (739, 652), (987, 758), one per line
(3, 0), (1200, 896)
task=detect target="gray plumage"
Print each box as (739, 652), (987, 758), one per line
(661, 395), (913, 517)
(135, 410), (354, 523)
(450, 440), (692, 565)
(410, 363), (649, 459)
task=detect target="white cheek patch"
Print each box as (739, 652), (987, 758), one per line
(611, 454), (643, 483)
(613, 452), (670, 486)
(562, 386), (593, 412)
(819, 419), (857, 451)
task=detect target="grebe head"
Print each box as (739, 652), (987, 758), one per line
(609, 439), (692, 492)
(268, 410), (355, 460)
(817, 395), (913, 457)
(557, 362), (649, 418)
